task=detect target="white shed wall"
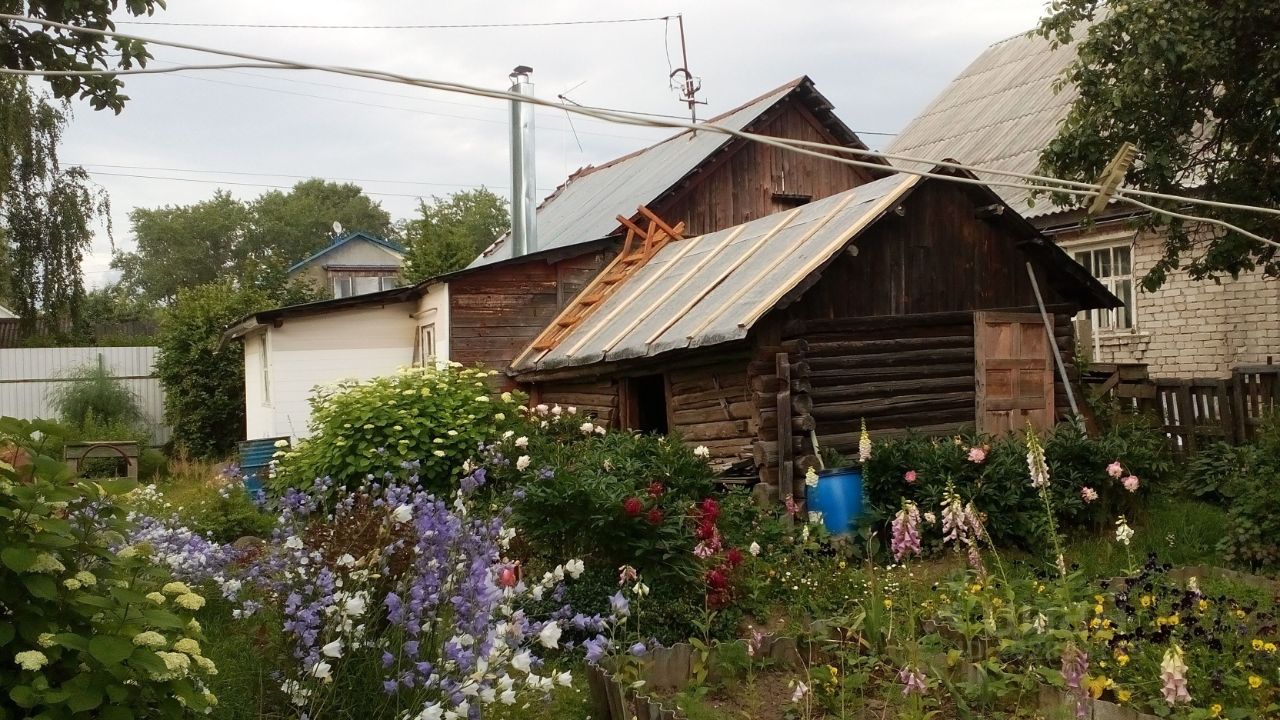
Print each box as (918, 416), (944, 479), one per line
(414, 282), (450, 364)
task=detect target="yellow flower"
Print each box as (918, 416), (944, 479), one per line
(1199, 599), (1209, 612)
(1036, 583), (1046, 594)
(1089, 618), (1101, 629)
(1250, 675), (1264, 689)
(1094, 594), (1105, 604)
(883, 599), (893, 609)
(969, 583), (983, 594)
(1116, 688), (1131, 703)
(1210, 704), (1222, 717)
(1085, 675), (1113, 699)
(1236, 609), (1247, 619)
(1115, 651), (1130, 666)
(1140, 595), (1153, 608)
(1266, 642), (1277, 653)
(1094, 604), (1104, 615)
(1253, 639), (1265, 651)
(992, 597), (1004, 608)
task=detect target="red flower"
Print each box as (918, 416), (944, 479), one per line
(645, 507), (664, 525)
(699, 498), (720, 523)
(696, 519), (718, 541)
(647, 481), (665, 498)
(622, 497), (643, 517)
(497, 565), (518, 588)
(708, 589), (730, 609)
(725, 548), (744, 569)
(706, 568), (728, 591)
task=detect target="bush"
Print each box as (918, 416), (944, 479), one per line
(130, 479), (275, 544)
(155, 280), (270, 459)
(862, 417), (1175, 551)
(1215, 415), (1280, 569)
(49, 360), (144, 431)
(269, 364), (523, 497)
(0, 417), (218, 716)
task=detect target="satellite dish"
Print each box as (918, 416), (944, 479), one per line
(332, 221), (344, 235)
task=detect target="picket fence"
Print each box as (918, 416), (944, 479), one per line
(0, 346), (170, 445)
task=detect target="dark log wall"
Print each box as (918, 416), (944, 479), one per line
(667, 361), (755, 468)
(658, 97), (875, 235)
(449, 248), (613, 386)
(773, 311), (1076, 457)
(787, 182), (1070, 319)
(534, 378), (619, 426)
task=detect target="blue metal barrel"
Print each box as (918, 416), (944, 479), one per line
(238, 436), (289, 498)
(808, 466), (864, 535)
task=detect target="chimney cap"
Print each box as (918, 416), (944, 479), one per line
(510, 65), (533, 79)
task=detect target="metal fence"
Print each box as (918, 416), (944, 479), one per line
(0, 346), (170, 445)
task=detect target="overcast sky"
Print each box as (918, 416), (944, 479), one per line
(59, 0), (1050, 287)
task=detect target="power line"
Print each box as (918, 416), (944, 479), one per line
(70, 163), (522, 190)
(3, 13), (1277, 248)
(80, 169), (492, 198)
(113, 15), (674, 30)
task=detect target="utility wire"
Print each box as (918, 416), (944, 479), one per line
(69, 163), (521, 190)
(112, 16), (674, 30)
(2, 13), (1276, 248)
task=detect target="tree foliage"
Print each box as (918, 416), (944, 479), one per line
(115, 180), (393, 302)
(0, 78), (110, 336)
(401, 188), (509, 281)
(1036, 0), (1280, 289)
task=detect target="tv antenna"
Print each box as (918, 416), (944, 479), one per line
(667, 14), (705, 124)
(332, 220), (343, 236)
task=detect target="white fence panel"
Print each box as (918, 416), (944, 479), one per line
(0, 346), (170, 444)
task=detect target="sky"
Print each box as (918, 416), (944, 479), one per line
(56, 0), (1052, 287)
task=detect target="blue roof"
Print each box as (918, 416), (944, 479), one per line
(286, 230), (406, 274)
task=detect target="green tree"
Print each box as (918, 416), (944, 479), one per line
(154, 280), (268, 458)
(115, 190), (248, 303)
(1036, 0), (1280, 289)
(401, 188), (509, 281)
(241, 178), (394, 288)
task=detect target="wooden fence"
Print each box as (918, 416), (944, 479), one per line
(1085, 363), (1279, 454)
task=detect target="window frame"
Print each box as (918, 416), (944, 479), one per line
(414, 323), (436, 366)
(259, 333), (272, 406)
(1065, 233), (1138, 337)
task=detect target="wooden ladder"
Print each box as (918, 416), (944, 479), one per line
(529, 206), (684, 354)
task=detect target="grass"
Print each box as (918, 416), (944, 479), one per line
(1057, 494), (1227, 578)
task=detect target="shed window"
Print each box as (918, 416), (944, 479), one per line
(332, 274), (399, 298)
(1073, 243), (1134, 333)
(259, 335), (271, 405)
(414, 324), (436, 366)
(626, 374), (669, 434)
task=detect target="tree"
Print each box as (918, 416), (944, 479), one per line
(154, 281), (268, 458)
(1036, 0), (1280, 290)
(116, 191), (248, 303)
(241, 179), (394, 289)
(401, 188), (509, 281)
(1, 78), (109, 336)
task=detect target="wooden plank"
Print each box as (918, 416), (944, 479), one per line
(809, 375), (973, 402)
(806, 348), (974, 371)
(807, 363), (974, 384)
(811, 391), (975, 421)
(776, 352), (793, 502)
(803, 335), (972, 357)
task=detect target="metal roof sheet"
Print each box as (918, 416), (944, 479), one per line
(513, 173), (919, 372)
(885, 26), (1086, 218)
(286, 230), (405, 274)
(468, 81), (806, 269)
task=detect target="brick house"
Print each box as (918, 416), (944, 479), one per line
(886, 27), (1280, 378)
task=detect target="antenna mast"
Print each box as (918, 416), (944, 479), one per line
(669, 14), (704, 124)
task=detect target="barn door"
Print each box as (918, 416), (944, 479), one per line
(974, 311), (1055, 435)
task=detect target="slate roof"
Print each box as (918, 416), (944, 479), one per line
(286, 230), (406, 274)
(469, 76), (876, 269)
(885, 26), (1085, 218)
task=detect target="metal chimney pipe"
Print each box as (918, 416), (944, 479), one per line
(509, 65), (537, 257)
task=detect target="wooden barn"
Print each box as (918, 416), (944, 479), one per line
(506, 169), (1120, 500)
(435, 76), (888, 382)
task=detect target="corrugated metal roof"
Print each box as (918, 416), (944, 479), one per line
(886, 26), (1086, 218)
(287, 230), (405, 274)
(469, 79), (809, 269)
(513, 173), (919, 372)
(0, 304), (16, 319)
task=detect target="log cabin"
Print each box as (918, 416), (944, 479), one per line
(506, 168), (1121, 500)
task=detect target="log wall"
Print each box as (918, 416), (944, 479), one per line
(534, 378), (619, 426)
(666, 360), (755, 469)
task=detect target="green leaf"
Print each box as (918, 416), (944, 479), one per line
(100, 706), (134, 720)
(23, 575), (57, 600)
(88, 635), (134, 665)
(0, 623), (14, 647)
(128, 648), (167, 676)
(140, 608), (185, 629)
(1, 547), (36, 572)
(53, 633), (88, 651)
(67, 686), (104, 713)
(8, 686), (35, 708)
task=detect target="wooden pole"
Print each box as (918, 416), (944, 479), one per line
(775, 352), (793, 505)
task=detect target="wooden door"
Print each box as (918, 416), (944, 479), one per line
(974, 311), (1055, 435)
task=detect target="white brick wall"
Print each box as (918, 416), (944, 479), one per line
(1056, 226), (1280, 379)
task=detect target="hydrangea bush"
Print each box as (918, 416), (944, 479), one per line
(0, 417), (217, 718)
(268, 365), (525, 498)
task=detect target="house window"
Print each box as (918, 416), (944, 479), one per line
(332, 275), (399, 298)
(625, 374), (669, 434)
(414, 324), (436, 365)
(259, 335), (272, 405)
(1073, 243), (1134, 333)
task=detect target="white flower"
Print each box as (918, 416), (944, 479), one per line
(804, 466), (818, 487)
(565, 559), (585, 579)
(273, 439), (288, 448)
(310, 660), (332, 681)
(335, 554), (356, 568)
(791, 680), (809, 703)
(502, 430), (515, 439)
(511, 651), (532, 674)
(633, 582), (650, 597)
(749, 541), (761, 556)
(284, 535), (304, 550)
(567, 406), (578, 415)
(497, 674), (515, 691)
(535, 403), (549, 414)
(538, 622), (562, 649)
(1032, 612), (1048, 634)
(391, 504), (413, 525)
(1115, 516), (1134, 546)
(344, 595), (367, 617)
(551, 405), (562, 416)
(499, 689), (516, 705)
(515, 455), (531, 471)
(479, 687), (496, 703)
(808, 511), (823, 525)
(594, 424), (606, 435)
(693, 445), (710, 458)
(579, 422), (595, 435)
(500, 391), (514, 403)
(530, 585), (543, 601)
(417, 702), (444, 720)
(321, 639), (343, 658)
